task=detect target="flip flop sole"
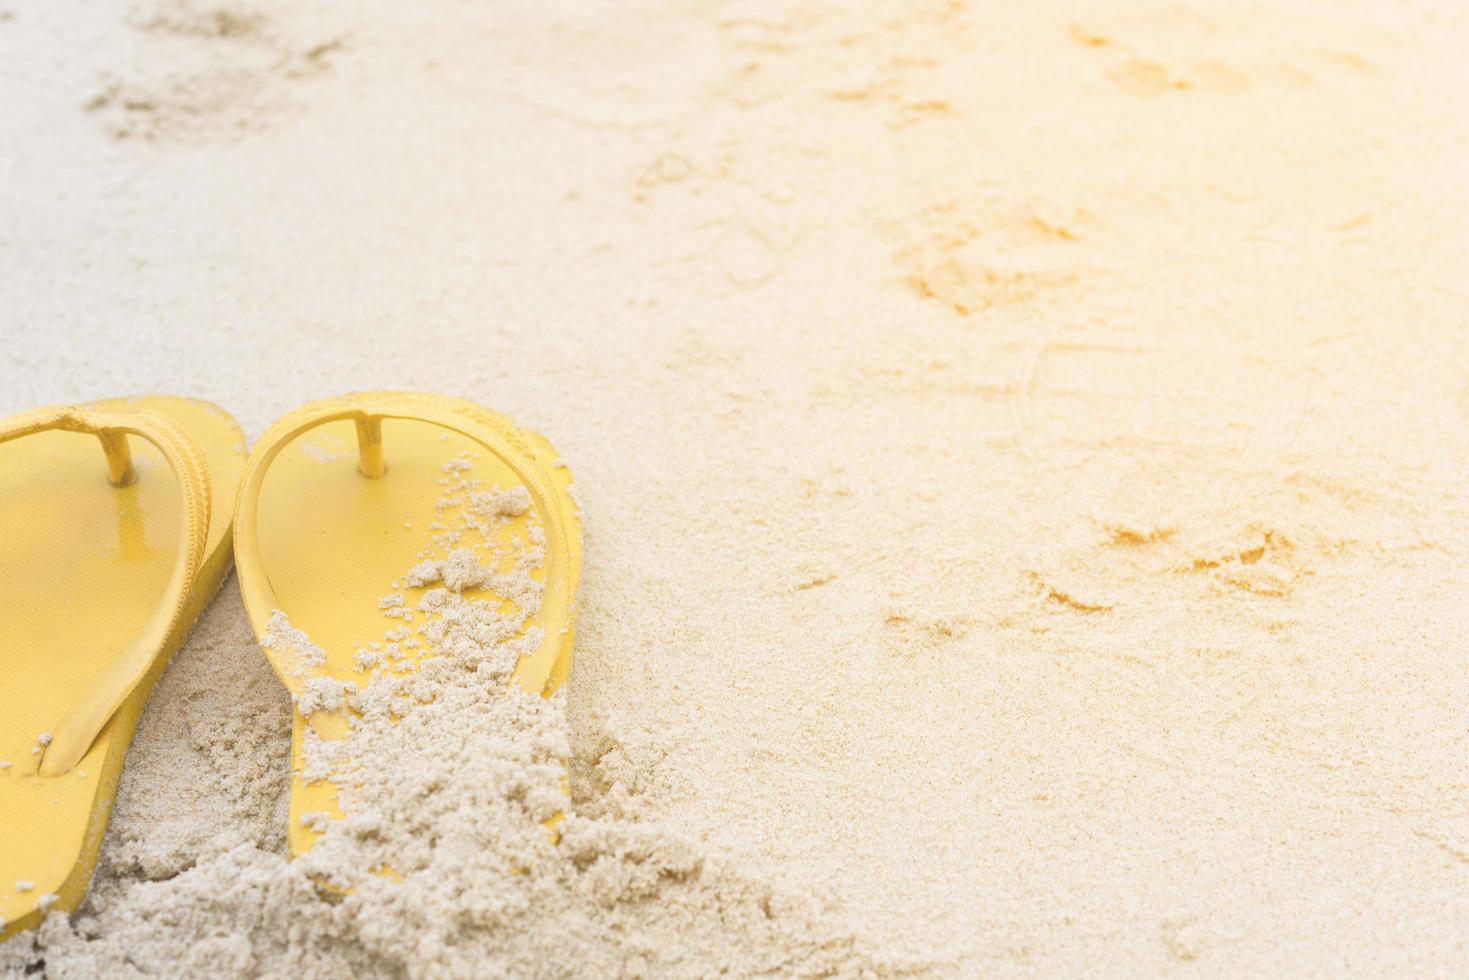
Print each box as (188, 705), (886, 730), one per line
(0, 397), (244, 938)
(233, 393), (580, 857)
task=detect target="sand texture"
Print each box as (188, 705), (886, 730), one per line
(3, 0), (1469, 975)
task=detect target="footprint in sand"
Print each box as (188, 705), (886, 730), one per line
(84, 0), (344, 142)
(896, 197), (1097, 315)
(1068, 3), (1378, 98)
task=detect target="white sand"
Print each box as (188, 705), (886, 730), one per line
(4, 0), (1469, 974)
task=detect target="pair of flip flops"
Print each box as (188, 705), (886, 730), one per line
(0, 393), (580, 938)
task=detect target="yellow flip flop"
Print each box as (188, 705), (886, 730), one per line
(232, 392), (580, 857)
(0, 397), (245, 938)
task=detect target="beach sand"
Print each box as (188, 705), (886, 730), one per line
(3, 0), (1468, 974)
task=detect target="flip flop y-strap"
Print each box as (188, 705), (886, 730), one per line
(233, 392), (575, 696)
(0, 405), (211, 776)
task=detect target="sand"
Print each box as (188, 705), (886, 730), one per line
(3, 0), (1469, 975)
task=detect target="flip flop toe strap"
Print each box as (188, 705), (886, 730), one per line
(0, 405), (211, 776)
(233, 393), (573, 697)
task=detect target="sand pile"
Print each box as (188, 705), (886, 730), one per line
(4, 0), (1469, 974)
(3, 455), (911, 977)
(1, 584), (903, 978)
